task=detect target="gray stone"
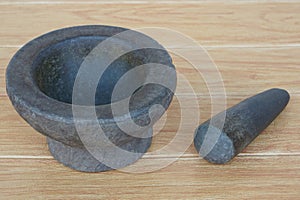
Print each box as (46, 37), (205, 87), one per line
(194, 88), (290, 164)
(6, 25), (176, 172)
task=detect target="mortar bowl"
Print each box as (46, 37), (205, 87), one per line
(6, 25), (176, 172)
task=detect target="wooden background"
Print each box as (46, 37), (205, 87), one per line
(1, 0), (300, 199)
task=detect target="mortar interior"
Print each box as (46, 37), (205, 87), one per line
(34, 36), (147, 106)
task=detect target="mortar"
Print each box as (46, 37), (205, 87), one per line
(6, 25), (176, 172)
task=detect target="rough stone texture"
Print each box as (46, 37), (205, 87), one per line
(47, 130), (152, 172)
(6, 25), (176, 172)
(194, 88), (290, 164)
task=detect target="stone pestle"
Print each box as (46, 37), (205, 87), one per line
(194, 88), (290, 164)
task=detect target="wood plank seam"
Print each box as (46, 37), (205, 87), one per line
(1, 0), (300, 5)
(3, 44), (300, 48)
(1, 153), (300, 160)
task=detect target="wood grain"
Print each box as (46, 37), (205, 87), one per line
(0, 2), (300, 46)
(1, 157), (300, 199)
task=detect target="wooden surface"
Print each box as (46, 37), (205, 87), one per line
(1, 1), (300, 199)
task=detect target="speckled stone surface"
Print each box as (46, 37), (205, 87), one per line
(47, 130), (152, 172)
(194, 88), (290, 164)
(6, 25), (176, 172)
